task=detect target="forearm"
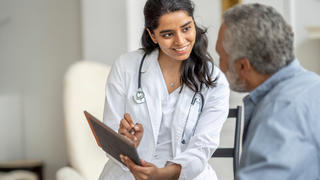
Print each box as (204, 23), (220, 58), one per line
(158, 163), (181, 180)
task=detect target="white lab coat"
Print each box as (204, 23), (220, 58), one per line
(99, 49), (229, 180)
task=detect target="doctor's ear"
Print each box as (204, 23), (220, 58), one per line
(146, 28), (157, 44)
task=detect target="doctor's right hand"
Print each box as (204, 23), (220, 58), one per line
(118, 113), (144, 147)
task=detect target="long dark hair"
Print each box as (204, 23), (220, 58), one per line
(141, 0), (217, 92)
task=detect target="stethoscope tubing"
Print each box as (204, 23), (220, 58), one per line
(137, 53), (147, 89)
(134, 52), (204, 144)
(181, 91), (204, 144)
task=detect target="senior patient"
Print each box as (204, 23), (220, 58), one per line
(216, 3), (320, 180)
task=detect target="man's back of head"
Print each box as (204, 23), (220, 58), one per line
(222, 3), (294, 75)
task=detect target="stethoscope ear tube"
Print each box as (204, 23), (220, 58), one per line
(191, 91), (204, 112)
(181, 90), (204, 144)
(198, 91), (204, 112)
(137, 53), (147, 89)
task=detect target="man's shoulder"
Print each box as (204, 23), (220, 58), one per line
(268, 70), (320, 103)
(254, 70), (320, 120)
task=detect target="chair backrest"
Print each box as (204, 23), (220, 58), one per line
(63, 61), (111, 180)
(212, 106), (242, 177)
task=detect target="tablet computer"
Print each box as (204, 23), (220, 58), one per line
(84, 111), (141, 166)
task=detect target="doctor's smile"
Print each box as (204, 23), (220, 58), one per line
(172, 44), (190, 55)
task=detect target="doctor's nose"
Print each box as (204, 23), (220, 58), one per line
(174, 33), (186, 45)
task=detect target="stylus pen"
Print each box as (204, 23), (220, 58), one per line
(129, 123), (137, 134)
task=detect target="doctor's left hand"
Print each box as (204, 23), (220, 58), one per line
(120, 155), (181, 180)
(120, 155), (161, 180)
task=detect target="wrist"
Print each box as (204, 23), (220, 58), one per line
(160, 163), (181, 180)
(156, 167), (166, 180)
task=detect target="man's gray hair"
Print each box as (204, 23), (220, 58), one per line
(223, 3), (295, 74)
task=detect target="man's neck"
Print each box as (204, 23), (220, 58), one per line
(247, 72), (272, 91)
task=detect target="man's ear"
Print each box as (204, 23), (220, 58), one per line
(234, 57), (252, 80)
(146, 28), (157, 44)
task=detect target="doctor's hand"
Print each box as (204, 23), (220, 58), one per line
(120, 155), (181, 180)
(118, 113), (144, 147)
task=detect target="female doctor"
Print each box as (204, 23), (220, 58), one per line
(100, 0), (229, 179)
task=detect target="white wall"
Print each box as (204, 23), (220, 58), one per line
(126, 0), (146, 51)
(294, 0), (320, 74)
(0, 94), (25, 161)
(81, 0), (127, 64)
(0, 0), (81, 179)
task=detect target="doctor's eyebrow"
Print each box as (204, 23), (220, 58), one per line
(159, 21), (193, 34)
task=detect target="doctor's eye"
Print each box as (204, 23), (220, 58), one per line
(161, 33), (173, 38)
(182, 26), (191, 32)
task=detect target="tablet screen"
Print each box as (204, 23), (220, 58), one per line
(84, 111), (142, 166)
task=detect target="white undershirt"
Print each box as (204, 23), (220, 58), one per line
(151, 61), (180, 167)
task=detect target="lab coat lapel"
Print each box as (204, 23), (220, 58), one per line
(140, 50), (163, 145)
(171, 86), (194, 156)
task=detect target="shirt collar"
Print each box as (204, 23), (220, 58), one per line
(245, 59), (303, 104)
(141, 49), (159, 73)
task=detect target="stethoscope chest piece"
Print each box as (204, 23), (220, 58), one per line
(133, 88), (145, 104)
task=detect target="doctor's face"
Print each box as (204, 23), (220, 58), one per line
(148, 10), (196, 61)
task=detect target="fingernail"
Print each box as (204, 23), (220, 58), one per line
(134, 136), (138, 141)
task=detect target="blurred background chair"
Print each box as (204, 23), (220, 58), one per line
(0, 170), (37, 180)
(56, 61), (111, 180)
(0, 160), (43, 180)
(211, 106), (242, 178)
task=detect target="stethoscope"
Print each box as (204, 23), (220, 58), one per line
(133, 53), (204, 144)
(132, 53), (148, 104)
